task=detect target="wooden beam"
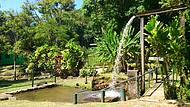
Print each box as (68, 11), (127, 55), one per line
(140, 17), (145, 95)
(136, 7), (187, 17)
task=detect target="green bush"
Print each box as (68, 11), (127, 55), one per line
(179, 80), (190, 101)
(79, 68), (96, 77)
(186, 90), (190, 100)
(164, 84), (177, 99)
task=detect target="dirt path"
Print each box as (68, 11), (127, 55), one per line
(0, 100), (179, 107)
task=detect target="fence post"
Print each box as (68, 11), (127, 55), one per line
(148, 69), (151, 88)
(136, 71), (140, 98)
(156, 67), (158, 83)
(54, 74), (56, 83)
(121, 89), (126, 101)
(32, 69), (34, 87)
(101, 90), (105, 102)
(85, 75), (87, 84)
(73, 93), (78, 104)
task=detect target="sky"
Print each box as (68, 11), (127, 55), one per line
(0, 0), (83, 12)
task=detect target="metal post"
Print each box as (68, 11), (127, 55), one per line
(140, 17), (145, 95)
(73, 93), (77, 104)
(101, 90), (105, 102)
(120, 89), (126, 101)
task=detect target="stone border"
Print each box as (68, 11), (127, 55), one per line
(0, 93), (13, 101)
(0, 83), (58, 101)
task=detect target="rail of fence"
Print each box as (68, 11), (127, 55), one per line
(73, 68), (161, 104)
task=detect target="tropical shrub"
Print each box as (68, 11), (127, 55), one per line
(26, 39), (86, 78)
(145, 15), (190, 99)
(79, 67), (96, 77)
(60, 39), (86, 77)
(26, 44), (58, 76)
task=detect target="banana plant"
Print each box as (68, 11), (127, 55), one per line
(144, 15), (169, 57)
(145, 15), (189, 99)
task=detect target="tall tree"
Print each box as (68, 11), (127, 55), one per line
(82, 0), (162, 39)
(159, 0), (190, 7)
(0, 1), (36, 80)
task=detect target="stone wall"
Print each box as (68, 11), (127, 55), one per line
(127, 70), (138, 99)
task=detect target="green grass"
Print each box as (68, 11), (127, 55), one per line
(0, 66), (162, 94)
(0, 77), (92, 93)
(0, 64), (93, 92)
(0, 65), (92, 93)
(0, 78), (55, 93)
(0, 65), (21, 80)
(57, 77), (92, 90)
(98, 72), (128, 80)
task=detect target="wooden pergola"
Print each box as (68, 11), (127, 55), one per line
(136, 6), (187, 94)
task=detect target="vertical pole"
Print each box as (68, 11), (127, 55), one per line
(13, 54), (16, 81)
(101, 90), (105, 102)
(54, 73), (56, 83)
(148, 69), (150, 88)
(140, 17), (145, 95)
(85, 75), (87, 84)
(32, 69), (34, 87)
(136, 71), (140, 98)
(180, 14), (185, 99)
(73, 93), (77, 104)
(156, 67), (158, 83)
(120, 89), (126, 101)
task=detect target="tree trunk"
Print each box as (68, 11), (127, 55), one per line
(13, 53), (16, 81)
(32, 69), (34, 87)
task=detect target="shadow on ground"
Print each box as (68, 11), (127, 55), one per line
(0, 79), (28, 88)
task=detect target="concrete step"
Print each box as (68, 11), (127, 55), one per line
(143, 83), (162, 97)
